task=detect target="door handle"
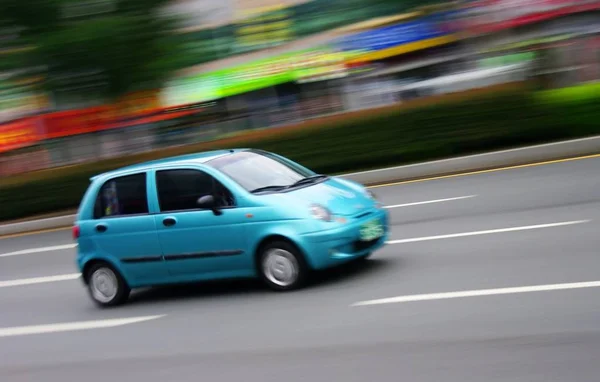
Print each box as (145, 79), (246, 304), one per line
(95, 224), (108, 233)
(163, 217), (177, 227)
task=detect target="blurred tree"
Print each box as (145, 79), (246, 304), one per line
(0, 0), (186, 105)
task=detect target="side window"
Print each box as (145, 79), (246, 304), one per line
(156, 169), (235, 213)
(94, 173), (149, 219)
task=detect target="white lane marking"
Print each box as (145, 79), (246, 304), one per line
(385, 195), (476, 209)
(352, 280), (600, 307)
(0, 244), (77, 258)
(0, 221), (589, 287)
(386, 220), (590, 245)
(0, 274), (81, 288)
(0, 315), (166, 338)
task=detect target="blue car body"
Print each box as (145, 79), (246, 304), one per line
(75, 149), (389, 289)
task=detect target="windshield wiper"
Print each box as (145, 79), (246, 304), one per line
(250, 185), (289, 194)
(288, 174), (329, 188)
(251, 175), (329, 194)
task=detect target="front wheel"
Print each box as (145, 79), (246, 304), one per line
(259, 241), (308, 291)
(86, 262), (130, 307)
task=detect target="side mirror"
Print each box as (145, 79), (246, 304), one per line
(197, 195), (222, 216)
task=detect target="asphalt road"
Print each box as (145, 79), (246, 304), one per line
(2, 157), (600, 382)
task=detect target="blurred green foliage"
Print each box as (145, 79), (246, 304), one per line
(0, 0), (185, 103)
(1, 85), (599, 221)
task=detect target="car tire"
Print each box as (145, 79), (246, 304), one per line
(258, 240), (309, 291)
(86, 262), (131, 307)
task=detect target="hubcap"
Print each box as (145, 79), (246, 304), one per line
(89, 267), (118, 303)
(263, 248), (299, 287)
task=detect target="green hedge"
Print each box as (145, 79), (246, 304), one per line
(1, 87), (599, 221)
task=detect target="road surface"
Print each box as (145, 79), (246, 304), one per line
(1, 157), (600, 382)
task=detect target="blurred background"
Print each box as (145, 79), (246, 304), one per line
(0, 0), (599, 177)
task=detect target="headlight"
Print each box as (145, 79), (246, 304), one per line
(310, 204), (332, 222)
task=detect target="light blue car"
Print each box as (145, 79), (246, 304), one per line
(73, 149), (389, 307)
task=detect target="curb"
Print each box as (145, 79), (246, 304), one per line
(2, 135), (600, 237)
(340, 135), (600, 185)
(0, 215), (76, 237)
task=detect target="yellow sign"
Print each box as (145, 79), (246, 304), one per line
(346, 35), (459, 64)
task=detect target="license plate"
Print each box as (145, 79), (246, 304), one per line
(359, 219), (384, 242)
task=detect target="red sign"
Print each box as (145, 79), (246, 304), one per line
(41, 90), (177, 139)
(0, 118), (43, 154)
(0, 91), (199, 153)
(42, 106), (198, 140)
(465, 0), (600, 33)
(42, 106), (114, 139)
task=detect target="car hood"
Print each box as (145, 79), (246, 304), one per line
(281, 177), (375, 216)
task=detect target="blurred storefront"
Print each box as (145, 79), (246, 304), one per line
(462, 0), (600, 35)
(463, 0), (600, 87)
(477, 29), (600, 88)
(155, 2), (600, 142)
(160, 45), (353, 124)
(341, 0), (600, 105)
(333, 9), (471, 109)
(3, 1), (600, 175)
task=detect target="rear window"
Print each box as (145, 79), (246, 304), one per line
(93, 173), (149, 219)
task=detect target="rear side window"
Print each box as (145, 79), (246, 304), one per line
(94, 173), (149, 219)
(156, 169), (235, 212)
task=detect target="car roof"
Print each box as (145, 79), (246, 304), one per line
(91, 148), (250, 182)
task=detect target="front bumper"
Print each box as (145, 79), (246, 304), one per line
(299, 208), (389, 270)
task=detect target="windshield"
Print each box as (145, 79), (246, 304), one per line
(207, 151), (318, 192)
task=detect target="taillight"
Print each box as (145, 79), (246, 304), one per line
(72, 225), (80, 240)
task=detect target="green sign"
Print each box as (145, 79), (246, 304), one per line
(478, 52), (535, 69)
(161, 47), (360, 106)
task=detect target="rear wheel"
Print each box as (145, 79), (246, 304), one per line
(86, 262), (130, 307)
(259, 241), (308, 291)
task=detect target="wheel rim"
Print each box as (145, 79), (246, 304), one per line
(89, 267), (118, 303)
(262, 248), (299, 287)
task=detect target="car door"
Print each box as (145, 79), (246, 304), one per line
(84, 172), (168, 283)
(152, 168), (250, 278)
